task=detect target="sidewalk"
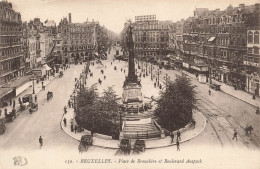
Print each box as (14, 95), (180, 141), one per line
(61, 107), (206, 149)
(0, 73), (59, 119)
(172, 69), (260, 108)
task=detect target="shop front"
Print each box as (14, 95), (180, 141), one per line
(246, 72), (260, 96)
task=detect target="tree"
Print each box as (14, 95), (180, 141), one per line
(154, 76), (197, 131)
(75, 86), (121, 136)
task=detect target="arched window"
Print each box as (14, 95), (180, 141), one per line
(254, 31), (259, 44)
(248, 31), (253, 43)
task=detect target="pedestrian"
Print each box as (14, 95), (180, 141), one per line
(208, 89), (211, 95)
(39, 136), (43, 148)
(170, 132), (174, 143)
(18, 97), (22, 105)
(159, 84), (162, 89)
(248, 125), (253, 136)
(68, 100), (71, 108)
(35, 95), (37, 102)
(256, 107), (260, 114)
(111, 62), (112, 65)
(4, 108), (7, 115)
(124, 69), (125, 73)
(193, 120), (196, 128)
(176, 140), (180, 151)
(154, 82), (156, 88)
(71, 121), (74, 132)
(42, 81), (44, 87)
(9, 99), (12, 106)
(245, 125), (249, 136)
(252, 94), (256, 100)
(64, 106), (67, 114)
(74, 125), (77, 134)
(232, 129), (237, 141)
(177, 130), (181, 141)
(91, 127), (94, 136)
(104, 75), (106, 80)
(63, 118), (67, 127)
(13, 100), (15, 108)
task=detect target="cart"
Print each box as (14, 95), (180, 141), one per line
(22, 94), (33, 103)
(132, 139), (145, 155)
(210, 83), (221, 91)
(115, 139), (131, 155)
(29, 102), (38, 113)
(5, 109), (16, 122)
(78, 134), (93, 153)
(47, 91), (53, 101)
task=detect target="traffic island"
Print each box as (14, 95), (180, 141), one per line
(60, 107), (206, 149)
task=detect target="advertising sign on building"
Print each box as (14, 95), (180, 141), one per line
(183, 62), (190, 68)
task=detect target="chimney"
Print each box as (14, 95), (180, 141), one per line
(68, 13), (71, 23)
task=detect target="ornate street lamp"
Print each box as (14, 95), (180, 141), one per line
(32, 74), (35, 94)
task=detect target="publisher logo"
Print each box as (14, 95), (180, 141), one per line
(13, 156), (28, 166)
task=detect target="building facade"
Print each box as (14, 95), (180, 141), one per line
(132, 15), (171, 60)
(58, 14), (100, 64)
(174, 4), (259, 90)
(245, 27), (260, 96)
(0, 1), (24, 86)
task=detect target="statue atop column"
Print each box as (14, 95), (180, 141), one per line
(122, 20), (142, 107)
(123, 21), (139, 86)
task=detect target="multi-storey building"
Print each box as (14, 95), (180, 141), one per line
(0, 1), (24, 86)
(245, 25), (260, 96)
(58, 14), (99, 64)
(174, 4), (259, 88)
(132, 15), (170, 60)
(21, 22), (30, 72)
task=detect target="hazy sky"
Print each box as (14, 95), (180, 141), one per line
(8, 0), (259, 34)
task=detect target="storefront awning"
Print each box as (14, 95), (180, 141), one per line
(208, 37), (216, 42)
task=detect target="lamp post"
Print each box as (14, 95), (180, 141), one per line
(157, 69), (160, 86)
(151, 65), (153, 80)
(119, 107), (123, 131)
(32, 74), (35, 94)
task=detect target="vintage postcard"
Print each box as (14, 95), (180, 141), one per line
(0, 0), (260, 168)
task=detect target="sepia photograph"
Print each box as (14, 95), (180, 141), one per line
(0, 0), (259, 168)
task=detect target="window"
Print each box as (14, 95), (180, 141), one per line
(248, 31), (253, 43)
(248, 48), (253, 54)
(254, 31), (259, 44)
(254, 47), (259, 54)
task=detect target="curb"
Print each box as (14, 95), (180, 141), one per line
(1, 74), (59, 123)
(219, 89), (259, 108)
(60, 110), (207, 150)
(180, 70), (259, 108)
(145, 110), (206, 149)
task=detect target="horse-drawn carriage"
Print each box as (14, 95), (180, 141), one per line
(47, 91), (53, 101)
(59, 71), (63, 78)
(132, 139), (145, 155)
(0, 118), (6, 135)
(78, 134), (93, 153)
(5, 108), (16, 122)
(115, 139), (131, 155)
(29, 102), (38, 113)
